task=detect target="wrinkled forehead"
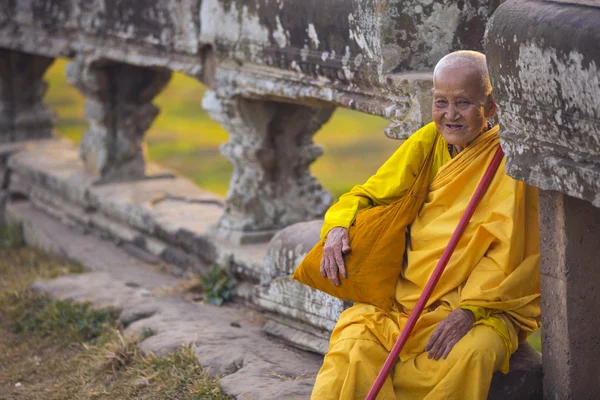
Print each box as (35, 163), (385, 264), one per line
(432, 66), (487, 97)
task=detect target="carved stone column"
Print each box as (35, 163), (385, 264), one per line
(0, 49), (54, 143)
(66, 58), (171, 182)
(202, 91), (334, 243)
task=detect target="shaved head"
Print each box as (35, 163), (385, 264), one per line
(433, 50), (492, 96)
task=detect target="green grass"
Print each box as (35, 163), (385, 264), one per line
(44, 58), (397, 199)
(8, 295), (120, 343)
(0, 223), (25, 248)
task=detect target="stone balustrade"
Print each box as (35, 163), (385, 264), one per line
(2, 0), (599, 397)
(0, 0), (496, 241)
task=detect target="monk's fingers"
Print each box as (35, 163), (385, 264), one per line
(321, 247), (334, 278)
(427, 325), (451, 359)
(440, 337), (459, 359)
(341, 233), (352, 254)
(425, 323), (446, 352)
(333, 250), (347, 279)
(426, 336), (443, 359)
(432, 335), (451, 360)
(324, 256), (340, 286)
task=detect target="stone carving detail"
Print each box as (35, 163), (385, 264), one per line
(203, 91), (334, 242)
(0, 49), (55, 143)
(66, 58), (171, 181)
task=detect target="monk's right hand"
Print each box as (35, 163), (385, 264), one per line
(320, 227), (352, 286)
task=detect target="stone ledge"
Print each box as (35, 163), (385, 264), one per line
(1, 138), (267, 282)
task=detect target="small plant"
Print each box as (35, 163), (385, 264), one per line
(140, 327), (156, 341)
(200, 265), (236, 306)
(0, 223), (24, 248)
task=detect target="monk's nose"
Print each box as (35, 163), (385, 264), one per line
(445, 104), (460, 120)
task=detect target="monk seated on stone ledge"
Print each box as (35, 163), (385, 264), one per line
(310, 51), (541, 399)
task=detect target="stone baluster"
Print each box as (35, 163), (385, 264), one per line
(66, 58), (171, 182)
(0, 49), (55, 143)
(202, 91), (335, 243)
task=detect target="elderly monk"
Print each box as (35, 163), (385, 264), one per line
(311, 50), (541, 399)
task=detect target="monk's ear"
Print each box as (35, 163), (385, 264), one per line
(486, 94), (497, 118)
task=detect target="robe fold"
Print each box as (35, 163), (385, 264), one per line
(312, 123), (541, 400)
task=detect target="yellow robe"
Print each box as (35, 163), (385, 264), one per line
(312, 123), (541, 400)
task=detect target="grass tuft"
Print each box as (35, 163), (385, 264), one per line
(7, 294), (120, 343)
(0, 222), (24, 248)
(140, 327), (156, 341)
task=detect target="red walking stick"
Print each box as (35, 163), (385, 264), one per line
(366, 145), (505, 400)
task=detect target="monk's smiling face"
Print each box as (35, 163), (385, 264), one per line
(432, 66), (496, 151)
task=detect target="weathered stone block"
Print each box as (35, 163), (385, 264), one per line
(0, 1), (204, 76)
(485, 0), (600, 207)
(201, 0), (496, 85)
(78, 0), (200, 54)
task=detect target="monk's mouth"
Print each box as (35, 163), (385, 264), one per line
(445, 124), (464, 131)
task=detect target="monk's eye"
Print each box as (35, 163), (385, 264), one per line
(456, 100), (473, 109)
(434, 100), (448, 108)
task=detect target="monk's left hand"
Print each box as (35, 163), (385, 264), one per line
(425, 308), (475, 361)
